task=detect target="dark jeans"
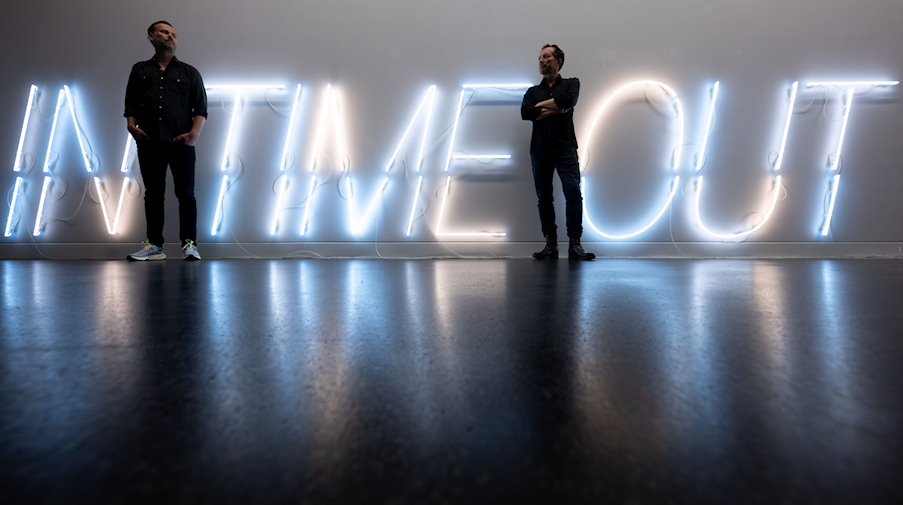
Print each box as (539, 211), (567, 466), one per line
(531, 149), (583, 240)
(136, 140), (197, 247)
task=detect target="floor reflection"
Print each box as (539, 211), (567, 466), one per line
(0, 259), (901, 502)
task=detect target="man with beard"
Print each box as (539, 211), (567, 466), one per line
(125, 20), (207, 260)
(521, 44), (595, 261)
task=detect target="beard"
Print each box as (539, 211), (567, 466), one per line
(153, 40), (176, 54)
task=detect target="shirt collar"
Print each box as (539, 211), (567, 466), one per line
(538, 74), (563, 88)
(147, 55), (181, 68)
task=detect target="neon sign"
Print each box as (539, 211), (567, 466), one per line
(3, 78), (898, 242)
(691, 81), (798, 240)
(579, 80), (686, 240)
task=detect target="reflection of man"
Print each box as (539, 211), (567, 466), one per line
(521, 44), (595, 261)
(125, 20), (207, 261)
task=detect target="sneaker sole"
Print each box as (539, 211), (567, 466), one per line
(127, 254), (167, 261)
(183, 255), (201, 261)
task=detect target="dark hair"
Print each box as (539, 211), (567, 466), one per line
(147, 20), (174, 34)
(542, 44), (565, 70)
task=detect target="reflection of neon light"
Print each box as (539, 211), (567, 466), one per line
(211, 176), (230, 236)
(205, 84), (286, 91)
(349, 85), (436, 236)
(436, 84), (525, 238)
(806, 80), (899, 236)
(33, 176), (52, 236)
(463, 83), (533, 90)
(580, 80), (685, 240)
(693, 82), (798, 239)
(806, 81), (899, 88)
(452, 155), (511, 160)
(438, 232), (508, 237)
(14, 85), (38, 173)
(270, 84), (303, 236)
(4, 177), (24, 237)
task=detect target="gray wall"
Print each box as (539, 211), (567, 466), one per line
(2, 0), (902, 258)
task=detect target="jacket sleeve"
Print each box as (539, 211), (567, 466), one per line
(553, 77), (579, 110)
(521, 88), (540, 121)
(123, 64), (141, 118)
(190, 67), (208, 119)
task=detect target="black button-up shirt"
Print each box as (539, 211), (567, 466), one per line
(124, 56), (208, 141)
(521, 75), (580, 154)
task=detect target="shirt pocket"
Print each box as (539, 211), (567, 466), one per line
(167, 73), (191, 92)
(138, 74), (156, 111)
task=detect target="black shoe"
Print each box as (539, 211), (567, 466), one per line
(568, 240), (596, 261)
(532, 239), (559, 260)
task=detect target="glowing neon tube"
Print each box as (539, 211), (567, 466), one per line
(820, 174), (841, 236)
(435, 85), (514, 238)
(33, 176), (52, 236)
(804, 80), (899, 237)
(300, 85), (335, 236)
(4, 177), (24, 237)
(63, 86), (93, 173)
(580, 80), (685, 240)
(405, 176), (423, 237)
(92, 177), (114, 234)
(693, 82), (798, 240)
(41, 90), (66, 173)
(211, 175), (229, 236)
(270, 84), (303, 236)
(13, 85), (38, 173)
(348, 85), (436, 236)
(112, 177), (131, 235)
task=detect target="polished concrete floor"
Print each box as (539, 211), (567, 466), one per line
(1, 258), (902, 503)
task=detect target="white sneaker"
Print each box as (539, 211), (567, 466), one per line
(127, 241), (166, 261)
(182, 240), (201, 261)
